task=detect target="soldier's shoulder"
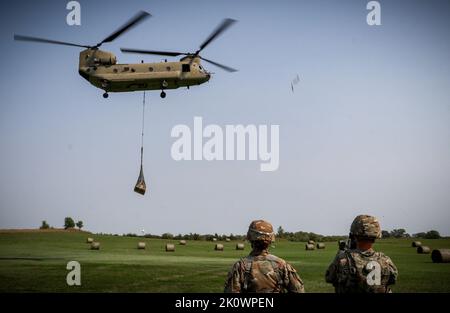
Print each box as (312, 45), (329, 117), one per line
(373, 251), (396, 263)
(230, 257), (248, 271)
(265, 253), (287, 266)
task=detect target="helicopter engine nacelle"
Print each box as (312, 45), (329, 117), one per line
(79, 49), (117, 68)
(91, 50), (117, 66)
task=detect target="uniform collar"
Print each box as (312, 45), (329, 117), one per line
(250, 249), (269, 256)
(355, 248), (375, 256)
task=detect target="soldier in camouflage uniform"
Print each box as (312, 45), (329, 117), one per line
(224, 220), (305, 293)
(325, 215), (398, 293)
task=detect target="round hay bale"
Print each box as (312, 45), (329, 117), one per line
(226, 238), (231, 242)
(431, 249), (450, 263)
(412, 241), (422, 248)
(179, 240), (187, 245)
(137, 242), (146, 250)
(86, 237), (94, 243)
(305, 243), (315, 250)
(417, 246), (431, 254)
(90, 242), (100, 250)
(215, 243), (224, 251)
(165, 243), (175, 252)
(212, 238), (217, 242)
(316, 243), (326, 249)
(236, 243), (245, 250)
(308, 240), (315, 245)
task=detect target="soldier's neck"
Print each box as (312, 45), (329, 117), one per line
(356, 241), (373, 251)
(250, 248), (269, 256)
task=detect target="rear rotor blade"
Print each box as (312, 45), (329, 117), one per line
(14, 34), (90, 48)
(120, 48), (186, 57)
(98, 11), (151, 47)
(188, 18), (236, 69)
(198, 18), (236, 52)
(200, 56), (237, 72)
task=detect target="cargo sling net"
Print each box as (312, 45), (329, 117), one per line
(134, 92), (147, 195)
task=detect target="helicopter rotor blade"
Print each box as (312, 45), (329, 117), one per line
(120, 48), (186, 57)
(200, 56), (237, 72)
(97, 10), (151, 47)
(187, 18), (236, 69)
(198, 18), (236, 53)
(14, 34), (90, 48)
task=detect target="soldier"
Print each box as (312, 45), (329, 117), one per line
(325, 214), (398, 293)
(224, 220), (305, 293)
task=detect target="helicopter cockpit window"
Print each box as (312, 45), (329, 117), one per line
(182, 64), (190, 73)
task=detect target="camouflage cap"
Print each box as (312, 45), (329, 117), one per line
(350, 215), (382, 239)
(246, 220), (275, 242)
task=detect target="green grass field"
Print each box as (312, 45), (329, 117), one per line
(0, 231), (449, 292)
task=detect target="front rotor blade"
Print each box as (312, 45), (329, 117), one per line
(198, 18), (236, 52)
(99, 11), (151, 46)
(120, 48), (186, 57)
(14, 34), (90, 48)
(200, 56), (237, 72)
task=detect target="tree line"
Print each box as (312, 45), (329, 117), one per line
(38, 219), (444, 240)
(381, 228), (442, 239)
(276, 226), (346, 242)
(39, 217), (84, 230)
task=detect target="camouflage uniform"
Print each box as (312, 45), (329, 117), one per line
(224, 220), (305, 293)
(325, 215), (398, 293)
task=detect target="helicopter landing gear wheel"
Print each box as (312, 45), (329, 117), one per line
(160, 91), (166, 98)
(103, 92), (109, 99)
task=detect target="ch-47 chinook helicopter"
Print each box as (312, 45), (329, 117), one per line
(14, 11), (237, 99)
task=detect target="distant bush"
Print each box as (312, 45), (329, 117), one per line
(40, 220), (50, 230)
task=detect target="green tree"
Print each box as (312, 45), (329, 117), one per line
(390, 228), (408, 238)
(64, 217), (75, 229)
(76, 220), (83, 230)
(413, 232), (426, 238)
(40, 220), (49, 229)
(277, 226), (285, 239)
(424, 230), (441, 239)
(161, 233), (173, 239)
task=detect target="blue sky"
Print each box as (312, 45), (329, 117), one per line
(0, 0), (449, 236)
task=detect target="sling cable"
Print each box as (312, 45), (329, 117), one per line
(134, 91), (147, 195)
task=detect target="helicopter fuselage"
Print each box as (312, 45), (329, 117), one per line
(78, 49), (210, 93)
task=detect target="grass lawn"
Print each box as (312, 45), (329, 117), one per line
(0, 231), (449, 292)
